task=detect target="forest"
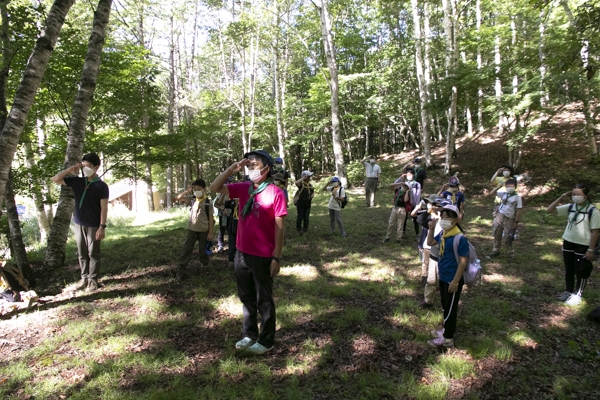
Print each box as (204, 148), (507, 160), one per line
(0, 0), (599, 398)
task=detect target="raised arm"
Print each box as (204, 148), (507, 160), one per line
(547, 191), (571, 213)
(51, 162), (82, 185)
(210, 159), (250, 196)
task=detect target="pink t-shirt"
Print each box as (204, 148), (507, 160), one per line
(227, 182), (288, 258)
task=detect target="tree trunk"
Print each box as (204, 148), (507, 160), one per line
(165, 12), (175, 208)
(442, 0), (458, 174)
(476, 0), (483, 133)
(317, 0), (347, 186)
(0, 0), (75, 207)
(24, 142), (51, 242)
(4, 170), (31, 272)
(411, 0), (432, 166)
(45, 0), (112, 269)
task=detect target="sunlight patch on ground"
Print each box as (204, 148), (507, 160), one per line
(540, 253), (560, 262)
(280, 264), (319, 281)
(483, 273), (524, 285)
(215, 295), (243, 317)
(508, 330), (538, 349)
(352, 334), (376, 357)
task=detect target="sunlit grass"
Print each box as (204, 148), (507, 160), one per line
(430, 353), (475, 380)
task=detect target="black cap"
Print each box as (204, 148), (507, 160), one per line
(244, 149), (274, 167)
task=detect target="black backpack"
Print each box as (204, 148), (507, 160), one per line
(339, 187), (348, 208)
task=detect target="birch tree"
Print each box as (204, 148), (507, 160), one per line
(0, 0), (75, 208)
(45, 0), (113, 268)
(314, 0), (347, 186)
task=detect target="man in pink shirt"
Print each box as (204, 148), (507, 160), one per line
(209, 149), (287, 355)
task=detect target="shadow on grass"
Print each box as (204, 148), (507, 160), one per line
(1, 193), (599, 399)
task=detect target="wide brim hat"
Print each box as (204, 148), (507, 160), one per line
(423, 194), (437, 203)
(301, 170), (314, 177)
(273, 173), (285, 181)
(244, 150), (274, 167)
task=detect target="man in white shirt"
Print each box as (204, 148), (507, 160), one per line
(363, 155), (381, 207)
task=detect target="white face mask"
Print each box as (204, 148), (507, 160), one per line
(503, 170), (510, 177)
(369, 159), (375, 164)
(506, 187), (516, 194)
(448, 186), (458, 193)
(274, 180), (281, 185)
(414, 164), (421, 169)
(407, 174), (414, 181)
(439, 219), (454, 230)
(248, 167), (267, 183)
(572, 195), (586, 204)
(333, 182), (340, 187)
(194, 190), (204, 197)
(83, 166), (96, 177)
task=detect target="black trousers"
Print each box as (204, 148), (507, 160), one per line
(439, 278), (464, 339)
(227, 223), (237, 262)
(235, 250), (276, 347)
(296, 206), (311, 231)
(562, 240), (593, 295)
(403, 215), (420, 236)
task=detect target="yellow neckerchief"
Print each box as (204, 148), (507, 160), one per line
(439, 225), (461, 258)
(193, 195), (208, 215)
(301, 181), (311, 189)
(333, 186), (342, 198)
(233, 202), (239, 220)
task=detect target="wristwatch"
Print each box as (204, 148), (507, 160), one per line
(272, 256), (281, 263)
(100, 224), (107, 229)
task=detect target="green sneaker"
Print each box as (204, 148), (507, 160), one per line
(247, 342), (273, 355)
(235, 337), (255, 350)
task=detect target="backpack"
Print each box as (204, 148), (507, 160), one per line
(451, 233), (482, 285)
(567, 204), (600, 258)
(338, 187), (348, 209)
(393, 189), (413, 214)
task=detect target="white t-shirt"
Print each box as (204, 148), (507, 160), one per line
(557, 203), (600, 246)
(497, 192), (522, 219)
(326, 186), (345, 210)
(364, 162), (381, 179)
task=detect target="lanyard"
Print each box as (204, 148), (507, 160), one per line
(78, 176), (100, 208)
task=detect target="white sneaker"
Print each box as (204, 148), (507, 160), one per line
(235, 337), (255, 350)
(565, 294), (582, 306)
(556, 291), (572, 302)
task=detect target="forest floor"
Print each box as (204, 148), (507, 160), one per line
(1, 107), (600, 399)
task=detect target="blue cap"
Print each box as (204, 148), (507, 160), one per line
(331, 177), (340, 182)
(244, 150), (274, 167)
(275, 157), (283, 163)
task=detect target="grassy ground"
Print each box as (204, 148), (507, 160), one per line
(1, 182), (599, 399)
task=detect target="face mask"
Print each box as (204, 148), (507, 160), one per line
(448, 186), (458, 193)
(83, 166), (96, 177)
(194, 190), (204, 197)
(248, 167), (267, 183)
(407, 174), (414, 181)
(275, 164), (283, 170)
(369, 159), (375, 164)
(503, 171), (510, 177)
(439, 219), (454, 230)
(333, 182), (340, 187)
(274, 180), (281, 185)
(414, 164), (421, 169)
(506, 187), (515, 194)
(572, 195), (586, 204)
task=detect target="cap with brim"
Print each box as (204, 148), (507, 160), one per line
(301, 170), (314, 177)
(273, 173), (284, 181)
(275, 157), (283, 163)
(331, 177), (340, 182)
(414, 157), (422, 162)
(442, 204), (459, 214)
(506, 178), (517, 186)
(423, 194), (437, 203)
(244, 150), (274, 167)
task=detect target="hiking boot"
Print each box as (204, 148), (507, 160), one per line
(556, 291), (572, 302)
(430, 328), (445, 338)
(384, 238), (390, 243)
(565, 294), (582, 306)
(69, 278), (87, 291)
(420, 300), (434, 309)
(246, 342), (273, 355)
(235, 337), (255, 350)
(428, 336), (454, 348)
(86, 279), (98, 292)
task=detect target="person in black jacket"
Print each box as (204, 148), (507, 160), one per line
(413, 157), (427, 191)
